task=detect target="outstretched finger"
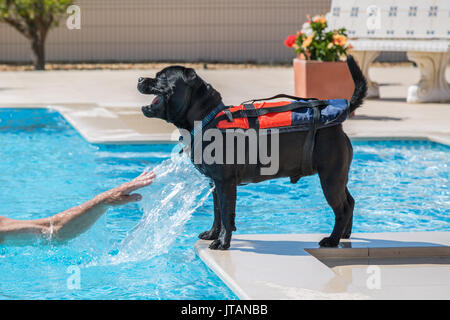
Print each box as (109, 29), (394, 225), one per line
(135, 171), (155, 183)
(135, 170), (155, 181)
(126, 176), (154, 192)
(135, 170), (149, 180)
(143, 171), (155, 179)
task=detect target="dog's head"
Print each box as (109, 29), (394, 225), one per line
(138, 66), (221, 129)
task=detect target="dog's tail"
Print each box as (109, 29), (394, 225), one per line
(347, 55), (367, 114)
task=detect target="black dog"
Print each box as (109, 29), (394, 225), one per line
(138, 56), (367, 250)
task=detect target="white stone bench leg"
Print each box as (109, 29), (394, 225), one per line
(406, 51), (450, 103)
(351, 51), (380, 98)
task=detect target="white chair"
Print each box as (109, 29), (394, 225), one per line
(327, 0), (450, 103)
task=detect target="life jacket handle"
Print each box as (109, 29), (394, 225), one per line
(241, 93), (318, 105)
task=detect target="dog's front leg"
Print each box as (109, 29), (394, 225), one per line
(198, 185), (221, 240)
(209, 182), (236, 250)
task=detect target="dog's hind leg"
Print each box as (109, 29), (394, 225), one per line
(314, 128), (354, 247)
(318, 169), (354, 247)
(341, 188), (354, 239)
(315, 137), (354, 247)
(198, 186), (221, 240)
(209, 182), (237, 250)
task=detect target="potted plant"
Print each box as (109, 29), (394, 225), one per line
(284, 15), (354, 101)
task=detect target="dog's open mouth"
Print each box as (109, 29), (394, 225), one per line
(151, 95), (162, 106)
(142, 95), (164, 117)
(142, 95), (162, 108)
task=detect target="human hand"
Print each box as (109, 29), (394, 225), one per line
(98, 170), (155, 206)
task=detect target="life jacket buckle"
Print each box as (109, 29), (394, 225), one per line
(224, 109), (234, 122)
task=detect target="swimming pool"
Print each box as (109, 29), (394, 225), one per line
(0, 108), (449, 299)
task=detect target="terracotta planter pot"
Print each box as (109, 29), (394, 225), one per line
(293, 58), (354, 101)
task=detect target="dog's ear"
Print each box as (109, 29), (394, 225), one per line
(183, 68), (197, 85)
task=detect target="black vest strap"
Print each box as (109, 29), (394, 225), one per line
(212, 100), (328, 125)
(300, 106), (321, 175)
(243, 104), (258, 129)
(241, 93), (318, 105)
(223, 109), (234, 122)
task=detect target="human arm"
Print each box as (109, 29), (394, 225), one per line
(0, 170), (155, 245)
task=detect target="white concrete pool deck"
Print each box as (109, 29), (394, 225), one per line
(195, 232), (450, 300)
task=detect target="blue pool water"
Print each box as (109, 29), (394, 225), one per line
(0, 108), (449, 299)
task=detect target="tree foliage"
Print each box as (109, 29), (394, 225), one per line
(0, 0), (73, 69)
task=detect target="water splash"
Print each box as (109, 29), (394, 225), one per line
(107, 154), (213, 265)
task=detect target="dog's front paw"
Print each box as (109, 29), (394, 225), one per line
(209, 239), (230, 250)
(198, 229), (219, 240)
(319, 237), (340, 247)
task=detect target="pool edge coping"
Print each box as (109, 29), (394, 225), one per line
(1, 104), (449, 146)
